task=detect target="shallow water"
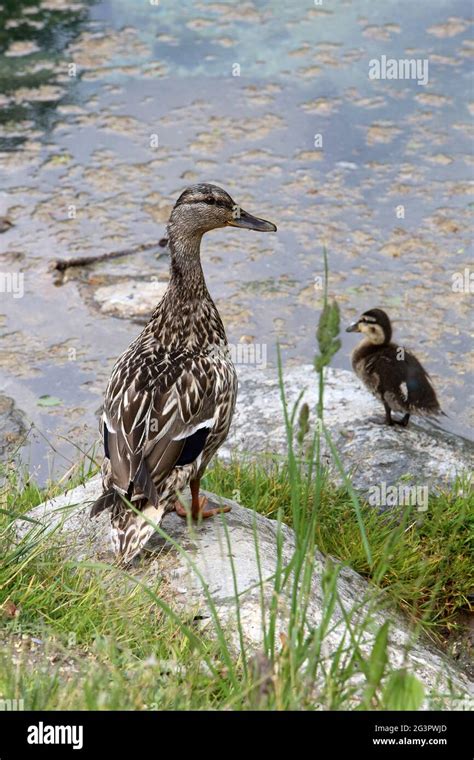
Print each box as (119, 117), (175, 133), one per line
(0, 0), (472, 481)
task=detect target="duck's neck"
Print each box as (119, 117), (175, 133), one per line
(352, 337), (388, 360)
(149, 222), (226, 348)
(167, 224), (208, 298)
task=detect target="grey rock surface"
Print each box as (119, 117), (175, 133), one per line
(16, 475), (473, 707)
(225, 365), (472, 496)
(93, 279), (167, 319)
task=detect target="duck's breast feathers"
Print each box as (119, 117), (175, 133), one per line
(102, 344), (237, 499)
(359, 343), (440, 413)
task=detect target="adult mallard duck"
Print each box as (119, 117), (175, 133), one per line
(346, 308), (442, 427)
(90, 183), (277, 563)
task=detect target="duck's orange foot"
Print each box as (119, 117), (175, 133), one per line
(199, 501), (232, 519)
(175, 495), (231, 520)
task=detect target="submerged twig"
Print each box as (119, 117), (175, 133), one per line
(49, 238), (169, 273)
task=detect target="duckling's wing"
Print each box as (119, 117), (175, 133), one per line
(372, 346), (440, 412)
(399, 351), (440, 411)
(102, 350), (221, 505)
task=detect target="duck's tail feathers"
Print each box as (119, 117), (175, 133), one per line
(425, 406), (447, 419)
(90, 488), (119, 518)
(111, 503), (166, 564)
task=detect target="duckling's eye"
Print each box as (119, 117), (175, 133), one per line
(204, 197), (216, 205)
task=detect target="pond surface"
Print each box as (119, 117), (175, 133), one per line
(0, 0), (472, 482)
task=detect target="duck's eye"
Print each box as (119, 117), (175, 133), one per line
(204, 197), (216, 205)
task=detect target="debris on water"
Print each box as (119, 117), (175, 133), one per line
(4, 40), (40, 57)
(37, 396), (62, 408)
(0, 217), (14, 233)
(336, 161), (358, 170)
(50, 241), (165, 276)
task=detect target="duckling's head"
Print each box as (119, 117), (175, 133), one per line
(346, 308), (392, 345)
(169, 183), (277, 237)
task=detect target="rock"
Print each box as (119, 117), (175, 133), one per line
(16, 475), (473, 705)
(93, 279), (167, 319)
(226, 365), (473, 498)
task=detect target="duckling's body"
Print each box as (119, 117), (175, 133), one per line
(346, 309), (441, 427)
(91, 184), (276, 563)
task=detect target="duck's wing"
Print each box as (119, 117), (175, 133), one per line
(100, 346), (222, 508)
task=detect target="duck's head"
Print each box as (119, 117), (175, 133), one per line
(169, 183), (277, 236)
(346, 308), (392, 345)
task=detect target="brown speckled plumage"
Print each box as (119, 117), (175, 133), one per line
(346, 308), (442, 428)
(90, 184), (276, 562)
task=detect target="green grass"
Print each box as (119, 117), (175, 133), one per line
(1, 426), (471, 711)
(203, 459), (473, 635)
(1, 452), (470, 711)
(0, 478), (362, 710)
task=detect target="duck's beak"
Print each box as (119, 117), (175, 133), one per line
(346, 321), (360, 333)
(227, 208), (277, 232)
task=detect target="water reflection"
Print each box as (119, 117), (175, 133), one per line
(0, 0), (93, 150)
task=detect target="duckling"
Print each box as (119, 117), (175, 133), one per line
(90, 183), (277, 563)
(346, 308), (441, 427)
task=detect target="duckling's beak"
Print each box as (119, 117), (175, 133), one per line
(346, 321), (360, 333)
(227, 208), (277, 232)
